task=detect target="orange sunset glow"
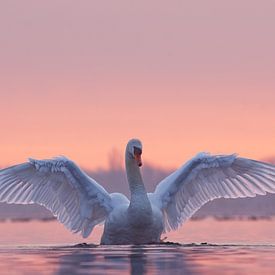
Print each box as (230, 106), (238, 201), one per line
(1, 1), (275, 170)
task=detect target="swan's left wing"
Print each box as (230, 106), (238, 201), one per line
(0, 157), (113, 238)
(150, 153), (275, 232)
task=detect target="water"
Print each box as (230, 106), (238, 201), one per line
(1, 218), (275, 274)
(1, 244), (275, 274)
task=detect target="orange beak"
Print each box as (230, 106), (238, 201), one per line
(134, 153), (142, 167)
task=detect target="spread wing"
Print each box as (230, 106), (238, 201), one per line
(150, 153), (275, 232)
(0, 157), (113, 238)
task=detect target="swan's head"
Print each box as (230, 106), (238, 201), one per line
(126, 139), (143, 167)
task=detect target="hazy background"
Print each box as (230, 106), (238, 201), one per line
(0, 0), (275, 171)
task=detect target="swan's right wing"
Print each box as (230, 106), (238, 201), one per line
(0, 157), (113, 238)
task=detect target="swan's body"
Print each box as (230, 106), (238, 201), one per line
(1, 139), (275, 244)
(101, 141), (164, 244)
(101, 194), (163, 244)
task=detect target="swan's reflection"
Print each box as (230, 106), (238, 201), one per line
(129, 246), (147, 275)
(129, 245), (195, 275)
(56, 244), (196, 274)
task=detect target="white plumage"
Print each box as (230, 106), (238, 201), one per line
(150, 152), (275, 232)
(0, 139), (275, 244)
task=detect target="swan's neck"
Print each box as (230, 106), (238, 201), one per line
(126, 158), (146, 195)
(125, 156), (152, 222)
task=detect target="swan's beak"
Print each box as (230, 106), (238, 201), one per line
(134, 154), (142, 167)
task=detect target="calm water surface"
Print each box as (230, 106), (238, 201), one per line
(0, 218), (275, 274)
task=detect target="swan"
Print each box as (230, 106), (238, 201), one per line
(1, 138), (275, 244)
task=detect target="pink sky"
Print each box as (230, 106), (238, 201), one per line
(0, 1), (275, 170)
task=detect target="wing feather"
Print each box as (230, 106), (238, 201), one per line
(151, 153), (275, 232)
(0, 157), (113, 238)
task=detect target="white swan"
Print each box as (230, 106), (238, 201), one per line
(1, 139), (275, 244)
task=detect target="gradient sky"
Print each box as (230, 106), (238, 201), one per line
(0, 1), (275, 170)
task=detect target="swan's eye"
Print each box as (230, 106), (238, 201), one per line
(133, 146), (142, 156)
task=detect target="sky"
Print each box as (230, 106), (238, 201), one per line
(0, 1), (275, 170)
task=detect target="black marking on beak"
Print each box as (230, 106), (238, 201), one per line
(133, 146), (142, 155)
(133, 146), (142, 167)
